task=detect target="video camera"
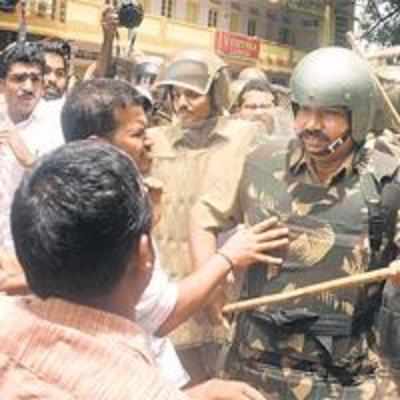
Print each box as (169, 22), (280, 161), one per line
(118, 0), (144, 29)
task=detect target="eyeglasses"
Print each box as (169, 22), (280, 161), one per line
(242, 103), (273, 111)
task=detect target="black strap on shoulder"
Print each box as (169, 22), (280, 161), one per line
(354, 172), (398, 337)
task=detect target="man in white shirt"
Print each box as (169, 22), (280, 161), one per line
(0, 41), (64, 293)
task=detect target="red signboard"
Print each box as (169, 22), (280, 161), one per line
(215, 31), (260, 59)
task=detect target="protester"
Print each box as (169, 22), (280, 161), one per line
(0, 140), (273, 399)
(40, 38), (71, 101)
(236, 79), (275, 134)
(61, 79), (286, 394)
(0, 41), (64, 155)
(1, 41), (44, 128)
(191, 47), (400, 399)
(0, 41), (64, 294)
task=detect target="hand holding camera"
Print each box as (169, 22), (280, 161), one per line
(102, 0), (143, 37)
(101, 3), (119, 39)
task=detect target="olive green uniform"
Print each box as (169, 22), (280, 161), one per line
(193, 137), (400, 399)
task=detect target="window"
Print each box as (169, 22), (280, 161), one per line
(37, 0), (52, 17)
(266, 11), (277, 21)
(279, 27), (290, 45)
(248, 19), (256, 36)
(140, 0), (151, 13)
(231, 1), (240, 12)
(302, 18), (319, 28)
(59, 0), (67, 22)
(208, 8), (218, 27)
(230, 13), (240, 32)
(161, 0), (174, 18)
(51, 0), (57, 19)
(281, 14), (290, 25)
(186, 0), (199, 24)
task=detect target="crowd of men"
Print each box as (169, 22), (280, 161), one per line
(2, 6), (400, 399)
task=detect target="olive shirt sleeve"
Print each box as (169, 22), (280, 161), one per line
(192, 126), (261, 233)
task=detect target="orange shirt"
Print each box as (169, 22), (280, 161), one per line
(0, 296), (188, 400)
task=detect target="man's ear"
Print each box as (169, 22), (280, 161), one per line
(133, 234), (154, 288)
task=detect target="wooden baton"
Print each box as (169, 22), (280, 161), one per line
(222, 262), (400, 314)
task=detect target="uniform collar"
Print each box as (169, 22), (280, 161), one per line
(170, 116), (230, 147)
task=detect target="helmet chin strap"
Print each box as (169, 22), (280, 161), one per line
(322, 131), (351, 155)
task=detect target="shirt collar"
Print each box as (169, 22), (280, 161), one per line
(20, 296), (154, 363)
(170, 116), (230, 147)
(11, 100), (43, 130)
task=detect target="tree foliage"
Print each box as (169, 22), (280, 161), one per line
(360, 0), (400, 45)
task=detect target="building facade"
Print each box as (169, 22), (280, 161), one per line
(0, 0), (355, 82)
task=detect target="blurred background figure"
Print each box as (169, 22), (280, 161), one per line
(230, 66), (294, 138)
(236, 78), (275, 134)
(40, 38), (71, 101)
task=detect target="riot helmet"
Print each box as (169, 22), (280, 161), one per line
(290, 47), (377, 145)
(156, 48), (230, 113)
(133, 56), (163, 88)
(238, 67), (270, 84)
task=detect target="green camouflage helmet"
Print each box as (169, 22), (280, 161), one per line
(156, 48), (230, 112)
(290, 47), (377, 144)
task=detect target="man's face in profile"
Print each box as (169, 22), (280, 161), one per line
(110, 104), (153, 174)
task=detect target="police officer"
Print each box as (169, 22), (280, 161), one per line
(148, 48), (265, 384)
(191, 47), (400, 399)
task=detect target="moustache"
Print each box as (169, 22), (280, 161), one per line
(297, 129), (330, 143)
(18, 89), (34, 97)
(177, 106), (190, 113)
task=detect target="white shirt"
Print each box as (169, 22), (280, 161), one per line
(16, 99), (65, 157)
(0, 99), (64, 251)
(136, 243), (189, 388)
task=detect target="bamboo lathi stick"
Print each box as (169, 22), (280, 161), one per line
(222, 262), (400, 314)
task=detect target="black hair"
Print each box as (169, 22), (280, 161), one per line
(238, 79), (277, 107)
(0, 41), (45, 79)
(11, 140), (152, 300)
(61, 79), (152, 142)
(40, 38), (71, 72)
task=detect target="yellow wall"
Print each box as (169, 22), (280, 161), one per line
(0, 1), (334, 75)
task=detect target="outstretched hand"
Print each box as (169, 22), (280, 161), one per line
(219, 217), (289, 271)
